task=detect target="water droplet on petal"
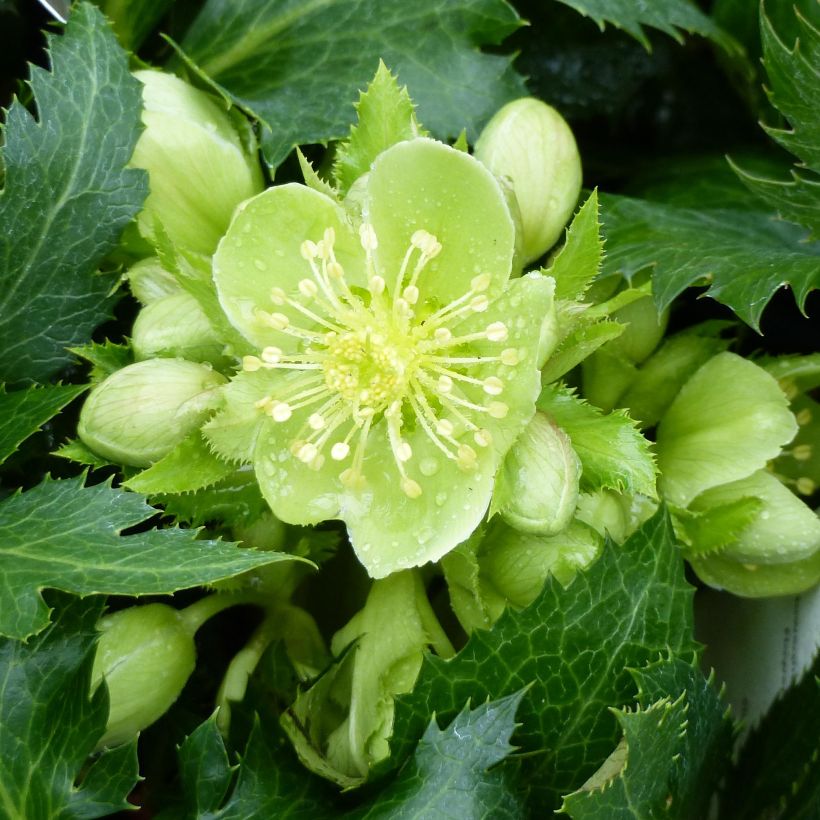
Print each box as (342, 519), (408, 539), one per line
(419, 457), (440, 476)
(435, 491), (448, 506)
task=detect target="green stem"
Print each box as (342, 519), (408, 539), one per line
(215, 610), (283, 734)
(179, 591), (267, 635)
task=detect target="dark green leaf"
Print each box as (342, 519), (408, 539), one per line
(733, 9), (820, 237)
(721, 654), (820, 820)
(0, 383), (85, 465)
(599, 190), (820, 332)
(0, 594), (138, 819)
(388, 507), (697, 813)
(179, 714), (336, 818)
(0, 3), (147, 384)
(0, 474), (310, 640)
(93, 0), (174, 50)
(553, 0), (738, 52)
(356, 691), (526, 819)
(178, 0), (525, 167)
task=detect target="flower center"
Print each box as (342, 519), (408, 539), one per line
(243, 224), (519, 498)
(323, 326), (417, 412)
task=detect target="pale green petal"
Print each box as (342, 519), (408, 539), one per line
(364, 138), (515, 306)
(656, 352), (798, 507)
(213, 185), (365, 350)
(691, 470), (820, 564)
(344, 417), (496, 578)
(689, 548), (820, 598)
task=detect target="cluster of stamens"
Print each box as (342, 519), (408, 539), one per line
(242, 224), (519, 498)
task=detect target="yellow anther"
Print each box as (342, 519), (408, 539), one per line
(488, 401), (509, 419)
(483, 376), (504, 395)
(270, 401), (293, 422)
(327, 261), (345, 279)
(299, 279), (318, 299)
(300, 240), (318, 260)
(471, 273), (491, 292)
(331, 442), (350, 461)
(796, 408), (812, 426)
(436, 418), (454, 437)
(403, 285), (420, 304)
(270, 287), (286, 305)
(470, 295), (489, 312)
(437, 375), (453, 393)
(486, 322), (508, 342)
(411, 230), (440, 256)
(261, 347), (282, 363)
(500, 348), (519, 366)
(457, 443), (477, 468)
(396, 441), (413, 462)
(401, 476), (423, 498)
(792, 444), (812, 461)
(434, 327), (452, 343)
(474, 429), (492, 448)
(341, 467), (366, 489)
(267, 312), (290, 330)
(796, 477), (815, 495)
(359, 223), (378, 250)
(308, 413), (326, 430)
(297, 442), (319, 463)
(369, 275), (386, 295)
(323, 227), (336, 246)
(243, 355), (262, 372)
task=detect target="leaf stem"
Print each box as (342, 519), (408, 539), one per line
(179, 590), (267, 634)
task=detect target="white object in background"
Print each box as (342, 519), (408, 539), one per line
(697, 585), (820, 731)
(35, 0), (69, 23)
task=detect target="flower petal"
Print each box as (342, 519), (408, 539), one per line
(363, 138), (515, 307)
(214, 184), (365, 351)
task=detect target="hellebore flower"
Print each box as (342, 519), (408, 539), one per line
(206, 138), (555, 577)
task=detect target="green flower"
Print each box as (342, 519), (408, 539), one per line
(206, 138), (555, 577)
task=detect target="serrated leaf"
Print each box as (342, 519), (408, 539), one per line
(54, 438), (115, 469)
(676, 496), (764, 557)
(546, 190), (603, 302)
(387, 507), (696, 813)
(70, 340), (133, 384)
(0, 3), (147, 384)
(0, 383), (85, 465)
(537, 384), (656, 497)
(599, 190), (820, 332)
(178, 0), (526, 168)
(356, 691), (526, 819)
(179, 714), (336, 818)
(0, 474), (309, 640)
(721, 655), (820, 820)
(562, 658), (733, 819)
(125, 430), (234, 495)
(733, 9), (820, 237)
(333, 62), (426, 193)
(540, 319), (624, 384)
(554, 0), (738, 52)
(0, 594), (139, 819)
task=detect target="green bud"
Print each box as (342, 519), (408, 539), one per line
(495, 412), (580, 535)
(655, 353), (798, 507)
(606, 295), (669, 366)
(91, 604), (196, 749)
(78, 359), (227, 467)
(475, 98), (582, 264)
(690, 470), (820, 565)
(132, 292), (225, 364)
(131, 70), (265, 256)
(126, 256), (181, 304)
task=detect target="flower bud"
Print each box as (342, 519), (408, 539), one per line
(132, 292), (225, 364)
(475, 98), (582, 264)
(91, 604), (196, 749)
(126, 256), (181, 305)
(495, 412), (580, 535)
(131, 70), (265, 256)
(78, 359), (227, 467)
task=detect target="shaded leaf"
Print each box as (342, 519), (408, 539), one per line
(0, 3), (147, 383)
(0, 474), (309, 640)
(178, 0), (525, 167)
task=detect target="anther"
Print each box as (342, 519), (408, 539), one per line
(500, 348), (519, 366)
(474, 429), (492, 448)
(436, 419), (454, 437)
(434, 328), (452, 343)
(471, 273), (491, 292)
(403, 285), (420, 304)
(483, 376), (504, 395)
(300, 240), (318, 260)
(486, 322), (508, 342)
(396, 441), (413, 462)
(299, 279), (318, 299)
(401, 476), (423, 498)
(792, 444), (812, 461)
(359, 223), (378, 250)
(470, 295), (489, 312)
(270, 401), (293, 422)
(243, 356), (262, 372)
(270, 287), (286, 305)
(331, 442), (350, 461)
(261, 347), (282, 364)
(796, 408), (812, 426)
(297, 442), (319, 463)
(437, 375), (453, 393)
(267, 312), (290, 330)
(796, 477), (815, 495)
(488, 401), (508, 419)
(369, 276), (386, 295)
(308, 413), (326, 430)
(457, 444), (477, 469)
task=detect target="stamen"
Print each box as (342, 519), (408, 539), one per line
(299, 279), (318, 299)
(500, 348), (519, 366)
(792, 444), (812, 461)
(796, 408), (812, 426)
(401, 477), (422, 498)
(474, 429), (492, 447)
(331, 442), (350, 460)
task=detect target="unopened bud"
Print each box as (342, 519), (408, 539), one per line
(78, 359), (227, 466)
(475, 98), (582, 264)
(91, 604), (196, 749)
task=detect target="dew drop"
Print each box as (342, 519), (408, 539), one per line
(435, 491), (448, 506)
(254, 259), (267, 271)
(418, 527), (433, 545)
(510, 295), (522, 308)
(419, 457), (440, 476)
